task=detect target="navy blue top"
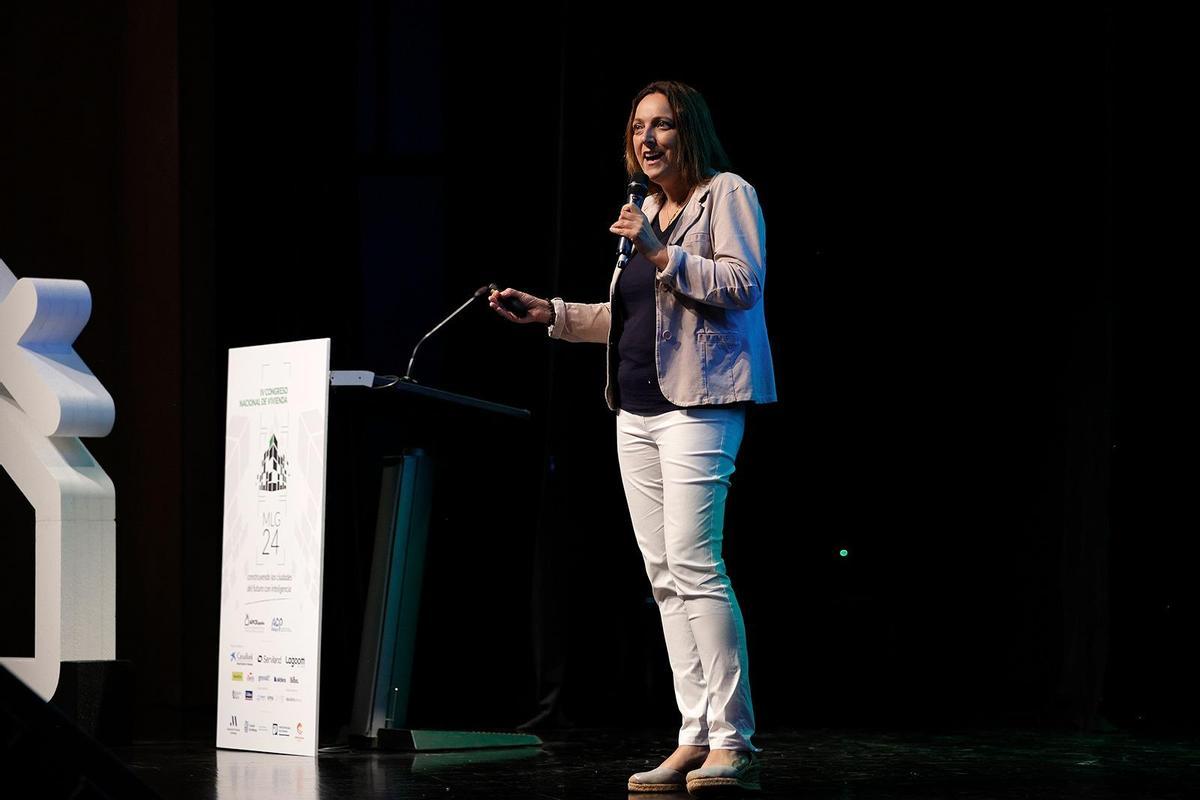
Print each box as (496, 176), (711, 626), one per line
(613, 211), (749, 416)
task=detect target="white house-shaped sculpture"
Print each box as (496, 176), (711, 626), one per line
(0, 256), (116, 700)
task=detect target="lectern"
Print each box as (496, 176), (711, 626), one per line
(334, 374), (542, 751)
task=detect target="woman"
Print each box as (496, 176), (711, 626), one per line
(489, 80), (776, 796)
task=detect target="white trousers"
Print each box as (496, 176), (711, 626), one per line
(615, 406), (761, 752)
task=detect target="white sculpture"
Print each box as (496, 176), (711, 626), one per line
(0, 256), (116, 700)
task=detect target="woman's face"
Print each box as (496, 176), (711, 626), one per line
(632, 92), (680, 188)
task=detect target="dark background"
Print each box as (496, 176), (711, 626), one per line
(1, 3), (1189, 742)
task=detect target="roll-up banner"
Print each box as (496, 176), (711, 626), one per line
(216, 339), (330, 756)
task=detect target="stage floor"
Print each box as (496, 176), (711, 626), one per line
(109, 726), (1199, 799)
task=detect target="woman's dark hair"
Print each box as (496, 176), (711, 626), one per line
(623, 80), (733, 196)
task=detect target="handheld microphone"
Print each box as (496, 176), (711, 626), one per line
(616, 172), (649, 269)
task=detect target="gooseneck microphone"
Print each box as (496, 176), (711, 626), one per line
(402, 284), (494, 382)
(615, 172), (649, 269)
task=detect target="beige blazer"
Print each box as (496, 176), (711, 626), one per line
(548, 171), (777, 412)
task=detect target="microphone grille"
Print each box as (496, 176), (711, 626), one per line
(628, 171), (649, 199)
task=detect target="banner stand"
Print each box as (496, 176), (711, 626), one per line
(216, 339), (331, 756)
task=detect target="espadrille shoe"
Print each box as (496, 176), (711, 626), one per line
(685, 750), (762, 795)
(627, 765), (688, 793)
(629, 748), (711, 793)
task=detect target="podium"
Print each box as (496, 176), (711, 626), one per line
(335, 375), (542, 751)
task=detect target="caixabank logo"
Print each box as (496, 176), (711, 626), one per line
(257, 433), (288, 492)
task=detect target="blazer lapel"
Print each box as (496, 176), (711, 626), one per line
(667, 183), (712, 245)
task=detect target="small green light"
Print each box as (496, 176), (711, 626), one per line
(839, 549), (849, 557)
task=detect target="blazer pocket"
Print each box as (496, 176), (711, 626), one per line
(682, 229), (711, 257)
(697, 332), (743, 397)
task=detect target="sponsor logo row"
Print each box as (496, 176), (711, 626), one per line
(232, 691), (304, 704)
(242, 615), (291, 632)
(230, 672), (299, 684)
(225, 716), (305, 739)
(230, 650), (289, 666)
(229, 651), (306, 669)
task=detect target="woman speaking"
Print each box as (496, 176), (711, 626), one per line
(489, 79), (776, 796)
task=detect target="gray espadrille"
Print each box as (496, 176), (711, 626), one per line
(627, 765), (687, 793)
(685, 750), (762, 795)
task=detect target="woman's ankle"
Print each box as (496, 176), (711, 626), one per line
(660, 744), (709, 770)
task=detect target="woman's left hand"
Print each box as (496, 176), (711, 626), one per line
(610, 204), (667, 269)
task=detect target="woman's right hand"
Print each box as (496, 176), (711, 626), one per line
(488, 287), (553, 325)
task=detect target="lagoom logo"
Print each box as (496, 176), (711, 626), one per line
(285, 656), (306, 668)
